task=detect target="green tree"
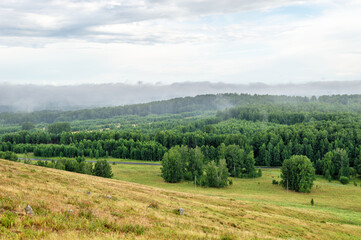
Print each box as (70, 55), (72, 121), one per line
(21, 122), (35, 131)
(48, 122), (71, 135)
(225, 145), (243, 177)
(353, 150), (361, 175)
(322, 149), (350, 180)
(258, 143), (267, 166)
(281, 155), (315, 193)
(200, 159), (229, 188)
(242, 150), (257, 178)
(161, 146), (183, 183)
(272, 144), (281, 166)
(92, 160), (113, 178)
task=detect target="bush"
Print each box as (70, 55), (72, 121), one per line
(272, 180), (279, 185)
(0, 151), (18, 161)
(281, 155), (315, 193)
(339, 176), (349, 185)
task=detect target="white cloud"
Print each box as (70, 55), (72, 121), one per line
(0, 0), (321, 44)
(0, 0), (361, 85)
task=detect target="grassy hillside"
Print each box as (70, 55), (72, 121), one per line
(1, 159), (361, 239)
(112, 165), (361, 213)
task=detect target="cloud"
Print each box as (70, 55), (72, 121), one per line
(0, 1), (361, 85)
(0, 0), (321, 45)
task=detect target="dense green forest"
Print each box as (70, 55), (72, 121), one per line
(1, 93), (361, 184)
(1, 93), (361, 125)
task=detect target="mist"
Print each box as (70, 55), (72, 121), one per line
(0, 80), (360, 113)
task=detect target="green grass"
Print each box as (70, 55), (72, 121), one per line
(1, 159), (361, 239)
(112, 164), (361, 224)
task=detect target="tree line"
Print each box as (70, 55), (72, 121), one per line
(34, 157), (113, 178)
(2, 93), (360, 125)
(1, 151), (114, 179)
(2, 119), (361, 171)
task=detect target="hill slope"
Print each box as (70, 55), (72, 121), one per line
(2, 93), (361, 125)
(1, 159), (361, 239)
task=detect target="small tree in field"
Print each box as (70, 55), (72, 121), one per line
(281, 155), (315, 193)
(161, 146), (183, 183)
(93, 160), (113, 178)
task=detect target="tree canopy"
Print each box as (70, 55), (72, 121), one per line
(281, 155), (315, 193)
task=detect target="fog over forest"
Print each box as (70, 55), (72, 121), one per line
(0, 80), (360, 112)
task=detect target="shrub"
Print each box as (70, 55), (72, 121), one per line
(339, 176), (349, 185)
(281, 155), (315, 193)
(272, 180), (279, 185)
(0, 151), (18, 161)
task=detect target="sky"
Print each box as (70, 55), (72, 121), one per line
(0, 0), (361, 86)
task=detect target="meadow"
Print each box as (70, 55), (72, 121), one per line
(2, 158), (360, 239)
(112, 164), (361, 217)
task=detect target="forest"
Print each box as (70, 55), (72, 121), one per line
(0, 93), (360, 186)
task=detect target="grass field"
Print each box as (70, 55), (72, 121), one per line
(112, 164), (361, 215)
(1, 159), (361, 239)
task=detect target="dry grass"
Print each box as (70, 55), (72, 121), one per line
(1, 159), (361, 239)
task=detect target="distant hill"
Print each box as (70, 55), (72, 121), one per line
(1, 93), (361, 124)
(0, 80), (360, 112)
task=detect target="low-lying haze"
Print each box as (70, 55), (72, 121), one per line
(1, 81), (360, 112)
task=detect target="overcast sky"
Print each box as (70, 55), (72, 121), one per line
(1, 0), (361, 85)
